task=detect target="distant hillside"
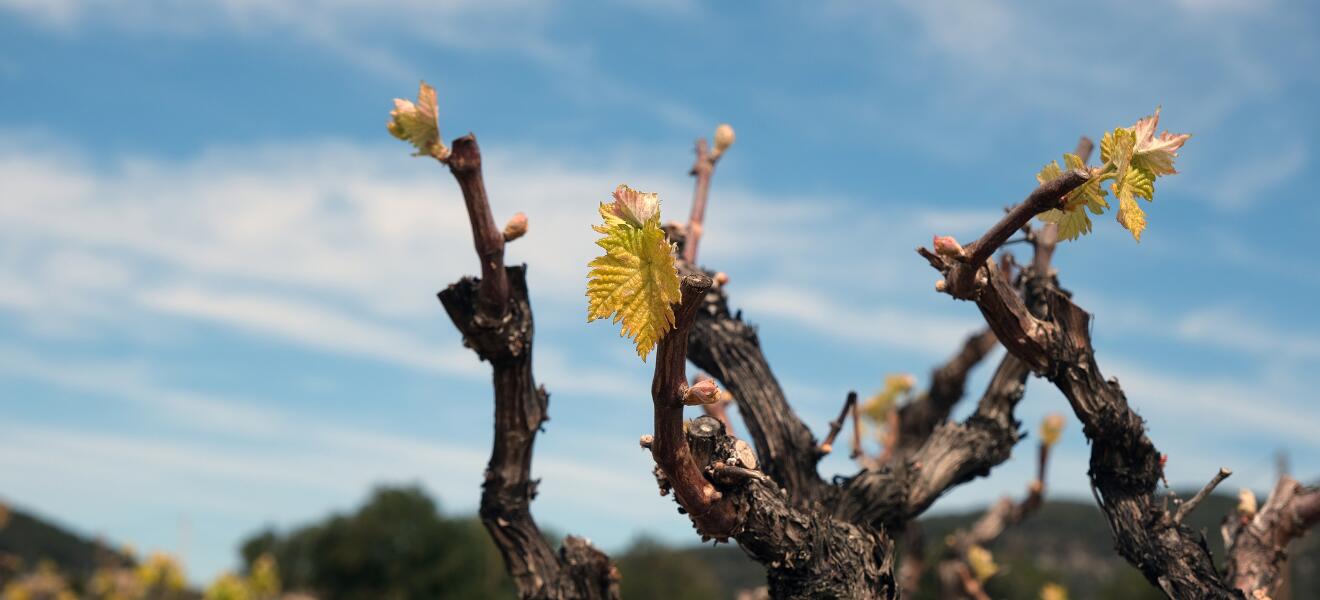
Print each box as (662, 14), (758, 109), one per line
(4, 488), (1316, 598)
(619, 492), (1320, 599)
(0, 500), (132, 588)
(916, 492), (1316, 599)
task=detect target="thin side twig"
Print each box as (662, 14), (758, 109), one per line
(683, 136), (727, 264)
(819, 391), (858, 455)
(1174, 468), (1232, 524)
(850, 394), (862, 460)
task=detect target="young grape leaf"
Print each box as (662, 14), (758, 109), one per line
(586, 185), (682, 360)
(1035, 153), (1108, 241)
(1099, 109), (1189, 242)
(861, 373), (915, 425)
(966, 545), (999, 583)
(1131, 107), (1191, 177)
(1117, 195), (1148, 241)
(387, 81), (449, 160)
(1038, 206), (1094, 241)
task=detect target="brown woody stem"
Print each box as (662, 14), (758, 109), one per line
(685, 275), (826, 502)
(890, 328), (998, 460)
(684, 138), (723, 265)
(437, 132), (617, 599)
(934, 169), (1088, 300)
(850, 396), (863, 460)
(651, 274), (741, 536)
(1031, 136), (1094, 273)
(447, 134), (509, 320)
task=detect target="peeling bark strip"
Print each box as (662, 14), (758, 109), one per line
(435, 132), (618, 600)
(1226, 476), (1320, 596)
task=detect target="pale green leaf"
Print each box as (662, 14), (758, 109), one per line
(387, 81), (448, 160)
(1063, 153), (1109, 214)
(1038, 207), (1093, 241)
(1131, 107), (1191, 177)
(1034, 154), (1106, 240)
(1117, 195), (1147, 242)
(1035, 160), (1062, 186)
(861, 373), (915, 425)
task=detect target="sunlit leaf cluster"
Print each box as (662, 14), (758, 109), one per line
(1037, 108), (1190, 242)
(861, 373), (915, 428)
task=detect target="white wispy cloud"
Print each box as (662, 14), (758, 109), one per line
(0, 348), (673, 579)
(0, 133), (967, 369)
(813, 0), (1316, 199)
(1188, 141), (1308, 210)
(1074, 287), (1320, 364)
(0, 0), (708, 129)
(1102, 359), (1320, 446)
(138, 286), (481, 376)
(737, 284), (981, 357)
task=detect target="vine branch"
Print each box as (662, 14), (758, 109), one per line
(436, 131), (618, 599)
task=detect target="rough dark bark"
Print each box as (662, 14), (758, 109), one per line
(435, 133), (618, 600)
(890, 328), (998, 460)
(685, 278), (828, 503)
(897, 524), (926, 597)
(833, 352), (1029, 530)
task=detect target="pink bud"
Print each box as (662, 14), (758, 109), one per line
(682, 379), (721, 406)
(1040, 413), (1066, 447)
(713, 123), (736, 154)
(502, 212), (528, 242)
(714, 272), (729, 287)
(933, 235), (964, 258)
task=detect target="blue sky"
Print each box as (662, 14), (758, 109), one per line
(2, 0), (1319, 583)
